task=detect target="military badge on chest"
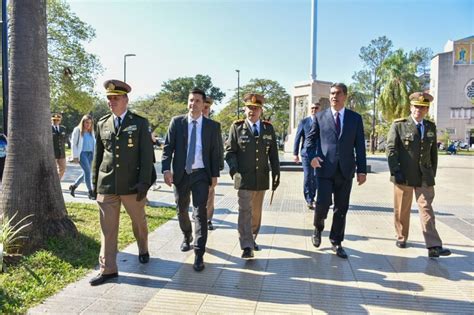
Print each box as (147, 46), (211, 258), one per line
(122, 124), (138, 148)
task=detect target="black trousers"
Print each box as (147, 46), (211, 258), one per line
(314, 166), (353, 245)
(174, 169), (210, 256)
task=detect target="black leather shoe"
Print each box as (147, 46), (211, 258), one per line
(307, 202), (315, 210)
(428, 246), (451, 258)
(396, 241), (407, 248)
(332, 245), (348, 259)
(69, 185), (76, 197)
(88, 190), (96, 200)
(89, 272), (118, 286)
(138, 252), (150, 264)
(207, 220), (214, 230)
(193, 255), (205, 272)
(253, 242), (260, 251)
(241, 247), (254, 259)
(312, 230), (322, 248)
(180, 236), (193, 252)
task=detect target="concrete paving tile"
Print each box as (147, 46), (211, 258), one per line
(82, 298), (144, 314)
(257, 291), (311, 313)
(29, 296), (96, 314)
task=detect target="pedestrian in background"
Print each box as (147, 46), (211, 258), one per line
(293, 102), (321, 210)
(202, 96), (224, 230)
(69, 114), (96, 200)
(386, 91), (451, 258)
(0, 132), (7, 183)
(51, 113), (67, 180)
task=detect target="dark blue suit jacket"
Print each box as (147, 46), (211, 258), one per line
(293, 116), (314, 157)
(161, 114), (220, 186)
(304, 108), (366, 179)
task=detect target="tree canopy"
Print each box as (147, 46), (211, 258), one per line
(215, 78), (290, 138)
(160, 74), (225, 104)
(47, 0), (102, 115)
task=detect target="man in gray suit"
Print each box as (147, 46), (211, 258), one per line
(162, 88), (220, 271)
(305, 83), (367, 259)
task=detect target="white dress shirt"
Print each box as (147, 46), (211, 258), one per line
(411, 116), (425, 138)
(113, 110), (128, 129)
(246, 119), (261, 135)
(187, 114), (204, 169)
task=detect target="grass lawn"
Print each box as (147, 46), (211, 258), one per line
(0, 202), (175, 314)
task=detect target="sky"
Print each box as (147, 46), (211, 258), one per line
(66, 0), (473, 111)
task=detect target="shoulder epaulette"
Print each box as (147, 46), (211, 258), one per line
(99, 113), (112, 122)
(234, 119), (245, 124)
(127, 111), (146, 120)
(393, 118), (406, 123)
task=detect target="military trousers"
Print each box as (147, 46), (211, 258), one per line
(393, 184), (442, 248)
(97, 193), (148, 274)
(237, 189), (265, 249)
(55, 158), (66, 180)
(206, 186), (216, 221)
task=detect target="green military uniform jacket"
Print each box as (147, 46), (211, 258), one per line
(92, 111), (154, 195)
(225, 119), (280, 190)
(386, 116), (438, 187)
(52, 125), (67, 159)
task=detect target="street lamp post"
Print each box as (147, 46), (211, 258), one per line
(235, 69), (240, 119)
(123, 53), (136, 83)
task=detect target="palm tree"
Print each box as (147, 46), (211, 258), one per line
(0, 0), (77, 253)
(378, 49), (420, 122)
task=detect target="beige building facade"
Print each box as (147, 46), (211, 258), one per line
(430, 36), (474, 146)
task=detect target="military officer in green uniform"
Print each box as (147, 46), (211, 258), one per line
(386, 91), (451, 258)
(51, 113), (67, 179)
(90, 79), (154, 286)
(225, 93), (280, 259)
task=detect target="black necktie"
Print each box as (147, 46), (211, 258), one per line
(186, 120), (197, 174)
(335, 112), (341, 137)
(417, 123), (422, 139)
(55, 126), (59, 133)
(253, 123), (259, 137)
(116, 117), (122, 133)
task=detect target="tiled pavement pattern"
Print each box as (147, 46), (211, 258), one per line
(29, 154), (473, 314)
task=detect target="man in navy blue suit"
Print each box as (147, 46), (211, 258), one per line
(162, 88), (220, 271)
(293, 102), (321, 209)
(305, 83), (367, 259)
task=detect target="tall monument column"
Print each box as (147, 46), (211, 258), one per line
(284, 0), (332, 153)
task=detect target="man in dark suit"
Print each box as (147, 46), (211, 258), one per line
(162, 88), (220, 271)
(293, 102), (321, 209)
(90, 79), (154, 286)
(305, 83), (367, 259)
(51, 113), (67, 180)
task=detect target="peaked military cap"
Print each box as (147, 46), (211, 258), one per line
(243, 93), (264, 107)
(409, 92), (433, 107)
(205, 97), (214, 106)
(103, 79), (131, 96)
(51, 113), (62, 120)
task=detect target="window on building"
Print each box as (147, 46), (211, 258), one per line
(450, 108), (472, 119)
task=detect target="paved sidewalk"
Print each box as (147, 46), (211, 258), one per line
(29, 154), (473, 314)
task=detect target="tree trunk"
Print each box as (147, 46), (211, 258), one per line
(0, 0), (77, 254)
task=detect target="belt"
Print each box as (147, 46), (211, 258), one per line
(191, 168), (204, 173)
